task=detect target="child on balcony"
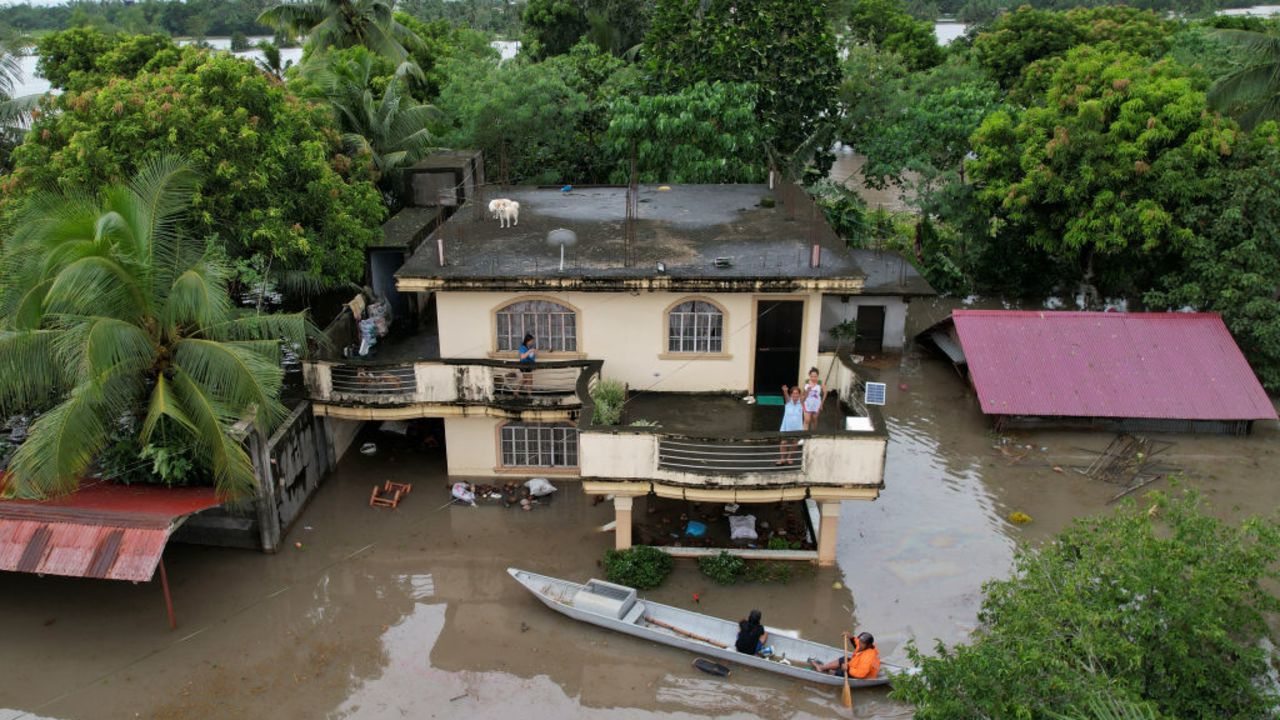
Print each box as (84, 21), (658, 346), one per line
(777, 384), (804, 465)
(802, 367), (825, 431)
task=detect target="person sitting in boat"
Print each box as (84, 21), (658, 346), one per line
(810, 632), (880, 679)
(735, 609), (769, 655)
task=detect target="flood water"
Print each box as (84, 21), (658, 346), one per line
(2, 298), (1277, 719)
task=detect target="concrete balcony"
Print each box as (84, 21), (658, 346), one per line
(578, 352), (886, 498)
(301, 359), (594, 420)
(578, 353), (887, 566)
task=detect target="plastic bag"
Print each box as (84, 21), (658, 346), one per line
(451, 482), (476, 506)
(524, 478), (558, 497)
(728, 514), (758, 541)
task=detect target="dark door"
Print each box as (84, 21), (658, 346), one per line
(753, 300), (805, 394)
(855, 305), (886, 354)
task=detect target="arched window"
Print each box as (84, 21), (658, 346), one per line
(495, 299), (577, 352)
(499, 422), (579, 468)
(667, 300), (724, 353)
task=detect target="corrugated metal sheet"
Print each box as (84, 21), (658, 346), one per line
(0, 484), (221, 582)
(952, 310), (1278, 421)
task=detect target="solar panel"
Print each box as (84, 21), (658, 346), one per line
(864, 382), (887, 406)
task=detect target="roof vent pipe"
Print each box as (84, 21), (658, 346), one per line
(810, 243), (821, 268)
(437, 236), (445, 267)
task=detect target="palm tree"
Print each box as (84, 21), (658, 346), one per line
(1208, 29), (1280, 130)
(1, 34), (38, 171)
(258, 0), (424, 63)
(0, 157), (313, 500)
(255, 40), (295, 81)
(302, 51), (436, 206)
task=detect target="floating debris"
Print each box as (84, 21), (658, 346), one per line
(1008, 511), (1032, 525)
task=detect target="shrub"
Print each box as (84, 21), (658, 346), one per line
(698, 550), (746, 585)
(590, 378), (626, 425)
(603, 545), (673, 590)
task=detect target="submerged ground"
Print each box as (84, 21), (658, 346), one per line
(3, 314), (1277, 719)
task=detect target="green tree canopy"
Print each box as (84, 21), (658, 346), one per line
(36, 27), (182, 92)
(0, 157), (314, 500)
(1208, 29), (1280, 130)
(844, 0), (943, 71)
(395, 11), (497, 99)
(521, 0), (649, 60)
(4, 50), (384, 283)
(967, 47), (1235, 295)
(259, 0), (424, 63)
(892, 489), (1280, 719)
(602, 81), (766, 183)
(434, 55), (589, 184)
(645, 0), (840, 166)
(1146, 129), (1280, 391)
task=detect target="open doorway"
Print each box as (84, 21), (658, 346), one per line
(753, 300), (804, 399)
(855, 305), (886, 354)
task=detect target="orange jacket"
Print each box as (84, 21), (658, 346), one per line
(846, 638), (881, 679)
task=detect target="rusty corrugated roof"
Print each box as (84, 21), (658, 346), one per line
(0, 483), (221, 582)
(952, 310), (1278, 421)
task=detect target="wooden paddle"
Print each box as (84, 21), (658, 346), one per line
(842, 633), (852, 708)
(644, 616), (729, 649)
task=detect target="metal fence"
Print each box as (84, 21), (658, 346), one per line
(657, 437), (805, 475)
(493, 366), (582, 398)
(328, 364), (417, 402)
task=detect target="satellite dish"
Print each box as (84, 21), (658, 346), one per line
(547, 228), (577, 271)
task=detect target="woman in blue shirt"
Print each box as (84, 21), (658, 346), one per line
(517, 333), (537, 396)
(777, 384), (804, 464)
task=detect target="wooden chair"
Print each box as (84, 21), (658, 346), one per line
(369, 485), (402, 508)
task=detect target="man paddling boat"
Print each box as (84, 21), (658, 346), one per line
(810, 631), (880, 680)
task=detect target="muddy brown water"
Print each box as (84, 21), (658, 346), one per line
(3, 323), (1277, 719)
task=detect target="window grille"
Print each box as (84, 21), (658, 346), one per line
(496, 300), (577, 352)
(668, 300), (724, 353)
(500, 423), (579, 468)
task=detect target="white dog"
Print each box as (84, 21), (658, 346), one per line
(488, 198), (520, 228)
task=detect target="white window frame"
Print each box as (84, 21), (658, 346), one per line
(495, 299), (578, 353)
(499, 423), (579, 468)
(667, 300), (724, 353)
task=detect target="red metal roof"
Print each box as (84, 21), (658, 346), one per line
(0, 483), (221, 582)
(952, 310), (1278, 421)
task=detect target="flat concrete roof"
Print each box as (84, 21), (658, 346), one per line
(395, 184), (934, 295)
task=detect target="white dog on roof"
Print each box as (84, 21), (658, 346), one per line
(488, 198), (520, 228)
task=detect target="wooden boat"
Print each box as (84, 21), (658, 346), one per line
(508, 567), (918, 687)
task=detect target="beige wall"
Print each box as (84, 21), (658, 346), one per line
(433, 290), (824, 393)
(443, 416), (501, 476)
(328, 418), (364, 462)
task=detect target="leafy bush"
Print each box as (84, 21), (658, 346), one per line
(603, 546), (673, 590)
(590, 378), (626, 425)
(698, 550), (746, 585)
(891, 488), (1280, 719)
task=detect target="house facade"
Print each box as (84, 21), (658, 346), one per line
(302, 181), (932, 564)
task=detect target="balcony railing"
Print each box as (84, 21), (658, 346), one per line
(303, 359), (592, 409)
(657, 438), (804, 474)
(578, 351), (886, 488)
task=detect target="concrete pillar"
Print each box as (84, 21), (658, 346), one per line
(249, 430), (281, 553)
(817, 501), (842, 567)
(614, 496), (634, 551)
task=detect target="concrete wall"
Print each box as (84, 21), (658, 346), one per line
(444, 416), (501, 476)
(434, 290), (826, 393)
(818, 295), (908, 350)
(176, 403), (362, 552)
(329, 418), (364, 462)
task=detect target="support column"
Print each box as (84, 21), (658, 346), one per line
(817, 501), (842, 567)
(614, 496), (634, 551)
